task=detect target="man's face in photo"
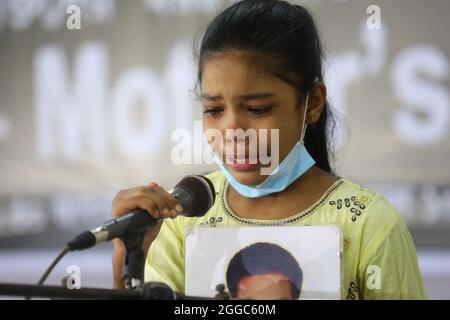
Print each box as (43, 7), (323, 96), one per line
(236, 273), (294, 300)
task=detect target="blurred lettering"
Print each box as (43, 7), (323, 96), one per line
(34, 42), (108, 161)
(391, 45), (449, 145)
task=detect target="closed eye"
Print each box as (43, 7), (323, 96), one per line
(247, 106), (273, 115)
(203, 107), (224, 117)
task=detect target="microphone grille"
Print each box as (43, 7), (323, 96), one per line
(175, 175), (215, 217)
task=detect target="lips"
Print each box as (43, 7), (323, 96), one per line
(225, 155), (259, 164)
(229, 161), (259, 171)
(221, 154), (260, 172)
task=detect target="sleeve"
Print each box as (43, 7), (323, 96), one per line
(144, 217), (185, 293)
(358, 210), (427, 300)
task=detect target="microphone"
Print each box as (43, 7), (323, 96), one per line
(67, 175), (216, 251)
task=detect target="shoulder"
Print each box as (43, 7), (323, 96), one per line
(331, 177), (403, 227)
(331, 178), (409, 255)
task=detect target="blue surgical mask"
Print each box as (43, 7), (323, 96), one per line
(214, 93), (316, 198)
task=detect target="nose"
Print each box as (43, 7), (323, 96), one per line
(222, 109), (247, 143)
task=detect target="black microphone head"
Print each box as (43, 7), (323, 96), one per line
(173, 175), (215, 218)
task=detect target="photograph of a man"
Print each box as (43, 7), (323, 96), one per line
(225, 242), (303, 300)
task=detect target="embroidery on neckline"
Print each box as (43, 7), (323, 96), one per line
(220, 177), (345, 226)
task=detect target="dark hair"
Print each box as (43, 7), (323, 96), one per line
(226, 242), (303, 299)
(195, 0), (337, 175)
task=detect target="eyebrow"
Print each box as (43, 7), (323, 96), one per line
(201, 92), (275, 102)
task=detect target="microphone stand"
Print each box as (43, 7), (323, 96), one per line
(121, 230), (146, 289)
(0, 282), (212, 300)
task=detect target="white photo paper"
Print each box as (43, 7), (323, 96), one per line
(185, 225), (342, 300)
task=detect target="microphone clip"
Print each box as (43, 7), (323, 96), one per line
(121, 230), (148, 289)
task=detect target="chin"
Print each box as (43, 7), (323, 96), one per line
(228, 168), (266, 186)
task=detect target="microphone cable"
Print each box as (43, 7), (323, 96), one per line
(25, 246), (70, 300)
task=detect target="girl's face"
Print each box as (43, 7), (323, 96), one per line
(200, 50), (306, 186)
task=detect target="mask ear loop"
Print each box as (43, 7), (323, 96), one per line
(300, 77), (320, 143)
(299, 92), (309, 144)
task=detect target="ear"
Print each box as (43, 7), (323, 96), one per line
(305, 81), (326, 125)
